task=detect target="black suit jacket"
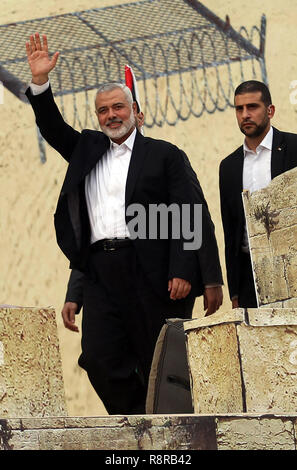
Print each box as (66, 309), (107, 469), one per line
(26, 85), (222, 301)
(65, 150), (223, 311)
(219, 127), (297, 300)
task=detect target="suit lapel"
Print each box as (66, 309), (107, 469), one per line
(61, 128), (148, 202)
(236, 127), (286, 183)
(234, 146), (244, 195)
(125, 130), (148, 207)
(61, 132), (110, 194)
(271, 127), (286, 179)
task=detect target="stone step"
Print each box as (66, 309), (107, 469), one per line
(1, 413), (296, 450)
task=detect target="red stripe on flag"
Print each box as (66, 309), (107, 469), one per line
(125, 65), (134, 93)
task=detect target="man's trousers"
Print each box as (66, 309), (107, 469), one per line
(78, 244), (195, 415)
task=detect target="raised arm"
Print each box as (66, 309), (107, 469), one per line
(26, 33), (59, 85)
(25, 33), (81, 161)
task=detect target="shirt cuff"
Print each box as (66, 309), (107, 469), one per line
(29, 80), (50, 95)
(205, 284), (222, 288)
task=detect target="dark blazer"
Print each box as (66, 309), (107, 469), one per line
(26, 85), (222, 300)
(219, 127), (297, 300)
(65, 150), (223, 311)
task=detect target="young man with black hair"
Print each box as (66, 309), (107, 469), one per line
(220, 80), (297, 308)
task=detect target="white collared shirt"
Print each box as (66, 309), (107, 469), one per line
(85, 128), (136, 243)
(242, 126), (273, 252)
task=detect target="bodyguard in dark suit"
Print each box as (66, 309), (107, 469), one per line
(25, 33), (223, 414)
(220, 80), (297, 308)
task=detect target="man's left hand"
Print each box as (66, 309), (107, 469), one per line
(61, 301), (79, 332)
(203, 286), (223, 316)
(168, 278), (191, 300)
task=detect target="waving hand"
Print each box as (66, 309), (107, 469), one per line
(26, 33), (59, 85)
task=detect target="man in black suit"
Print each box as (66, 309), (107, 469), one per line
(220, 80), (297, 308)
(25, 33), (223, 414)
(62, 146), (223, 329)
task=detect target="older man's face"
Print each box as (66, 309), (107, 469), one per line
(95, 88), (137, 144)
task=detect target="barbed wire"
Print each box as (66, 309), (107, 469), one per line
(0, 0), (267, 161)
(54, 24), (267, 131)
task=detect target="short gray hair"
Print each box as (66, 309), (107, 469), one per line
(94, 82), (133, 106)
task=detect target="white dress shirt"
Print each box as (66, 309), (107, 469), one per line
(85, 130), (136, 243)
(241, 126), (273, 252)
(29, 80), (50, 95)
(29, 80), (134, 243)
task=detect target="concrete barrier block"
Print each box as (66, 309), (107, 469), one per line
(0, 307), (67, 418)
(185, 308), (297, 414)
(242, 167), (297, 306)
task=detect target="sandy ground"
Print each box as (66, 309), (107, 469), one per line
(1, 0), (297, 416)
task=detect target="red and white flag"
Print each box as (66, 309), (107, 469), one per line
(125, 64), (144, 134)
(125, 64), (141, 112)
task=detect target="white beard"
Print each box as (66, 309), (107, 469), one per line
(101, 108), (136, 141)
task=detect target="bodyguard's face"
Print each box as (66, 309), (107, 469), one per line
(95, 88), (137, 144)
(235, 91), (275, 139)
